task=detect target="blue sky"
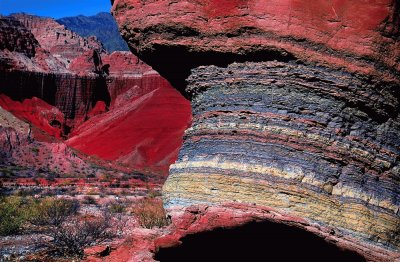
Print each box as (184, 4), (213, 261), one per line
(0, 0), (111, 19)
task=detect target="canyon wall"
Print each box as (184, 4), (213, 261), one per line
(112, 0), (399, 260)
(66, 76), (191, 174)
(0, 16), (37, 58)
(0, 14), (191, 175)
(0, 16), (67, 72)
(12, 13), (104, 68)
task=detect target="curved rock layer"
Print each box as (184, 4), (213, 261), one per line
(112, 0), (399, 92)
(112, 0), (400, 260)
(165, 61), (400, 260)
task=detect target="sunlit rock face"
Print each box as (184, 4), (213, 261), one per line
(112, 0), (399, 260)
(11, 13), (104, 68)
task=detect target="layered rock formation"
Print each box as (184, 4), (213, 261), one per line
(0, 16), (37, 58)
(112, 0), (400, 260)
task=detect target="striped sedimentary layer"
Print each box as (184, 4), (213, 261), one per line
(164, 61), (400, 258)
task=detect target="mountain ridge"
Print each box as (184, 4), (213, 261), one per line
(57, 12), (129, 52)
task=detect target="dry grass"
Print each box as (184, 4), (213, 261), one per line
(132, 198), (169, 229)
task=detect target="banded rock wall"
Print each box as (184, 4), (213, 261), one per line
(112, 0), (400, 260)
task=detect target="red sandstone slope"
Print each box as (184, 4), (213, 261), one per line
(0, 94), (64, 139)
(67, 80), (191, 174)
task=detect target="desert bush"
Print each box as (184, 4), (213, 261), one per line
(27, 197), (80, 227)
(133, 198), (169, 229)
(25, 197), (114, 258)
(31, 147), (39, 154)
(14, 187), (41, 197)
(0, 196), (26, 236)
(147, 188), (162, 198)
(47, 213), (113, 258)
(82, 196), (97, 205)
(107, 201), (126, 214)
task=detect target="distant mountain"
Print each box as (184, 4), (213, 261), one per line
(57, 12), (129, 52)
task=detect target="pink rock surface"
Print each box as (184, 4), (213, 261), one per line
(112, 0), (399, 83)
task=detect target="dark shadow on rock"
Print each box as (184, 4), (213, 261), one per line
(92, 76), (111, 109)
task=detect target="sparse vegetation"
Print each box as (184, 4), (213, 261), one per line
(46, 212), (113, 258)
(0, 195), (118, 258)
(133, 198), (169, 229)
(27, 198), (80, 227)
(148, 188), (162, 198)
(0, 196), (26, 236)
(31, 147), (39, 154)
(107, 201), (126, 214)
(0, 164), (170, 260)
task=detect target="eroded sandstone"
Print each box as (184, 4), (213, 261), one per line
(112, 0), (400, 260)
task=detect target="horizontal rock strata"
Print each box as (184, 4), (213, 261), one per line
(112, 0), (399, 259)
(164, 61), (400, 260)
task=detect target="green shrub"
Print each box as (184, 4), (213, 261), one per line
(31, 147), (39, 154)
(107, 202), (126, 214)
(27, 198), (79, 227)
(25, 197), (112, 259)
(133, 198), (169, 229)
(0, 196), (26, 236)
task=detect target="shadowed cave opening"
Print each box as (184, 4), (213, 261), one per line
(155, 221), (366, 262)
